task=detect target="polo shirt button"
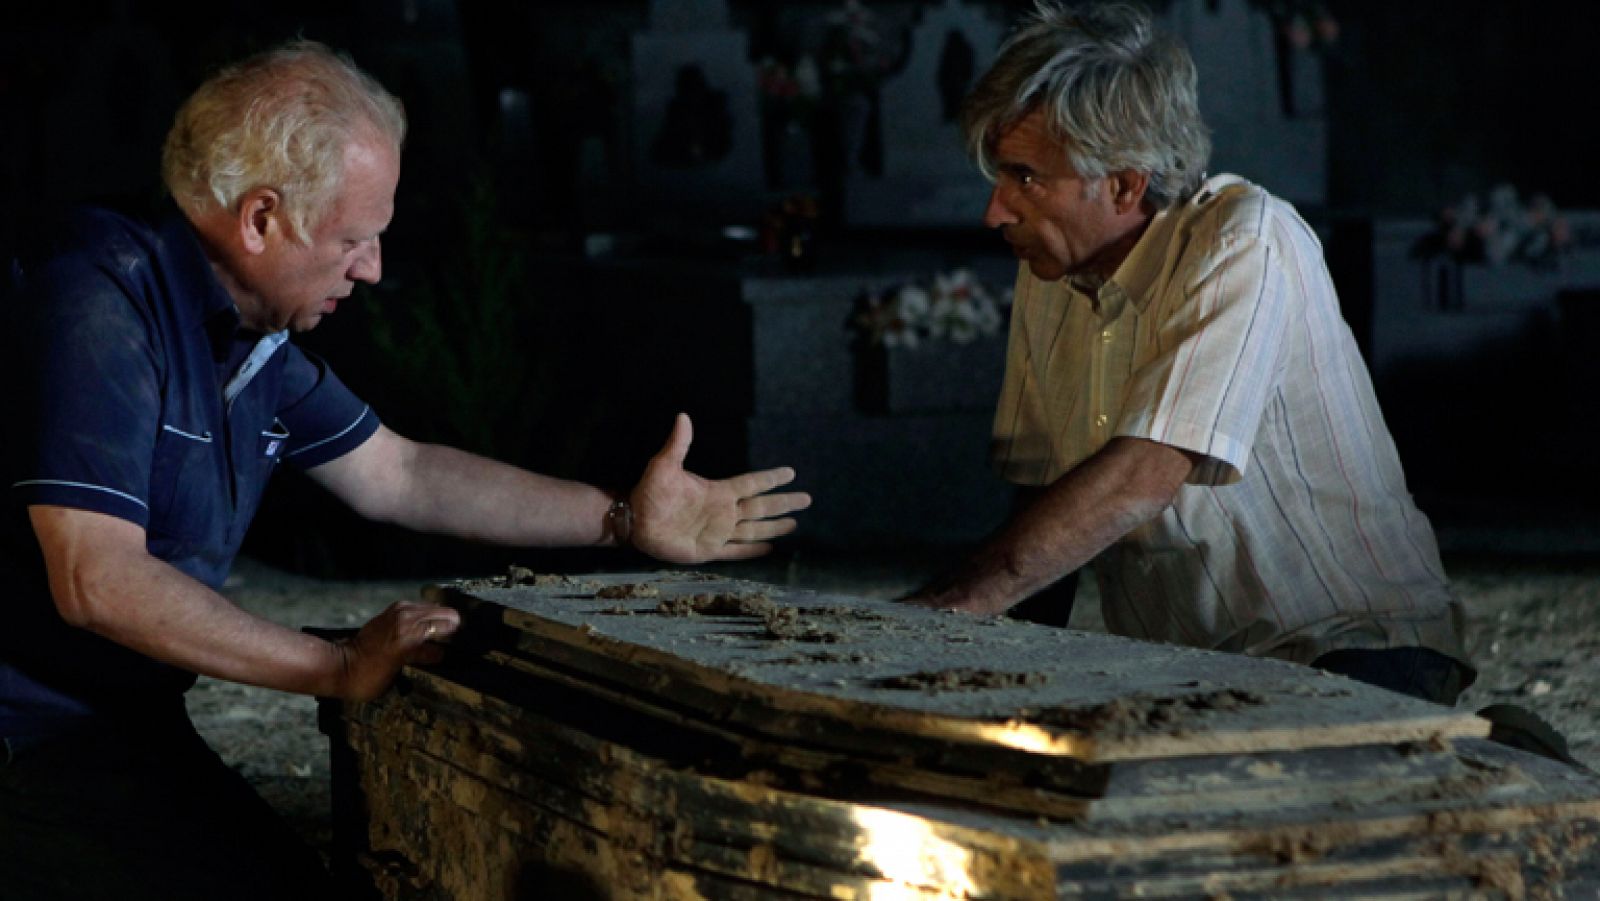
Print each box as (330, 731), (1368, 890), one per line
(1095, 413), (1108, 427)
(1101, 330), (1112, 342)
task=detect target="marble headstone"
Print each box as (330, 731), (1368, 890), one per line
(843, 0), (1003, 229)
(631, 0), (765, 223)
(1164, 0), (1327, 206)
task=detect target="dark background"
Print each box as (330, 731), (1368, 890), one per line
(4, 0), (1598, 576)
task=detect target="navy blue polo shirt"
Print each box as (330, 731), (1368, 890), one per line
(0, 204), (381, 735)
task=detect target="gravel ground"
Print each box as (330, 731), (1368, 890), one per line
(186, 549), (1600, 858)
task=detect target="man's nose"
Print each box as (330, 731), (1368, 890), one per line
(349, 239), (382, 284)
(983, 186), (1017, 230)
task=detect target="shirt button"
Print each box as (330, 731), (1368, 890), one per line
(1095, 413), (1109, 427)
(1101, 329), (1113, 342)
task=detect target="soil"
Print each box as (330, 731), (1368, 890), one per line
(185, 550), (1600, 858)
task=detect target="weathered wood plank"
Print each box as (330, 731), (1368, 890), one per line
(473, 640), (1488, 824)
(343, 662), (1059, 898)
(477, 644), (1106, 814)
(428, 574), (1488, 765)
(1052, 808), (1600, 898)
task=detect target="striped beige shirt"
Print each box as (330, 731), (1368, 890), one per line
(991, 174), (1466, 666)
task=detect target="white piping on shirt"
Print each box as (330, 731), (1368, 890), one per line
(10, 480), (149, 509)
(160, 424), (213, 442)
(284, 407), (371, 459)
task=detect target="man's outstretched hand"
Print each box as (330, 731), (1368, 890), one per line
(630, 413), (811, 564)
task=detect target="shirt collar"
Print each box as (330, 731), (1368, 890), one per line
(1063, 205), (1176, 321)
(154, 204), (248, 361)
(1106, 204), (1176, 315)
(1065, 270), (1120, 321)
(155, 204), (241, 328)
(1100, 174), (1247, 315)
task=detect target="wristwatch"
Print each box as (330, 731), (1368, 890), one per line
(606, 497), (634, 548)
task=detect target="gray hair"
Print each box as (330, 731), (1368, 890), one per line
(162, 39), (406, 243)
(961, 2), (1210, 209)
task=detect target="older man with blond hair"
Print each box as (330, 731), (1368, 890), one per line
(1, 40), (807, 898)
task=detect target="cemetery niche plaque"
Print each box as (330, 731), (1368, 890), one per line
(631, 0), (764, 224)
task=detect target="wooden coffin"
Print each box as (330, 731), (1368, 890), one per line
(321, 570), (1600, 899)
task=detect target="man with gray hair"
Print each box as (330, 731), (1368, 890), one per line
(908, 3), (1479, 707)
(1, 40), (808, 898)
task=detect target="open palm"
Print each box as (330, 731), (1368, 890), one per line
(630, 413), (811, 563)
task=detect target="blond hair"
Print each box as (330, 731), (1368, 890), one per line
(961, 2), (1210, 209)
(162, 39), (406, 242)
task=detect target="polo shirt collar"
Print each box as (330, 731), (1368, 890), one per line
(156, 213), (292, 398)
(154, 204), (249, 361)
(155, 205), (240, 326)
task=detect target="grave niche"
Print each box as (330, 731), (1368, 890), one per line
(1162, 0), (1328, 207)
(838, 0), (1331, 225)
(630, 0), (764, 224)
(843, 0), (1003, 229)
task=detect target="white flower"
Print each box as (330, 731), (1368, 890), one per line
(936, 268), (988, 304)
(794, 56), (822, 98)
(883, 327), (918, 349)
(857, 269), (1007, 349)
(974, 301), (1001, 334)
(893, 285), (931, 324)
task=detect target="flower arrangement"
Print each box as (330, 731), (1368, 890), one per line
(852, 269), (1009, 349)
(1256, 0), (1339, 50)
(756, 55), (823, 123)
(1417, 184), (1574, 269)
(1150, 0), (1339, 50)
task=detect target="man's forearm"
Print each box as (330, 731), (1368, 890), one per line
(315, 418), (810, 566)
(314, 428), (618, 549)
(39, 520), (349, 696)
(386, 441), (616, 547)
(913, 437), (1194, 615)
(33, 504), (457, 703)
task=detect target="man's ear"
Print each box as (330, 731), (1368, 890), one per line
(236, 188), (283, 256)
(1108, 169), (1150, 215)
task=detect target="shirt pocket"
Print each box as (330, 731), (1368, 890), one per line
(228, 419), (292, 542)
(147, 422), (221, 542)
(259, 419), (291, 464)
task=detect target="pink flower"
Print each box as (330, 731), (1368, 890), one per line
(1552, 217), (1572, 247)
(1314, 15), (1340, 44)
(1284, 17), (1313, 50)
